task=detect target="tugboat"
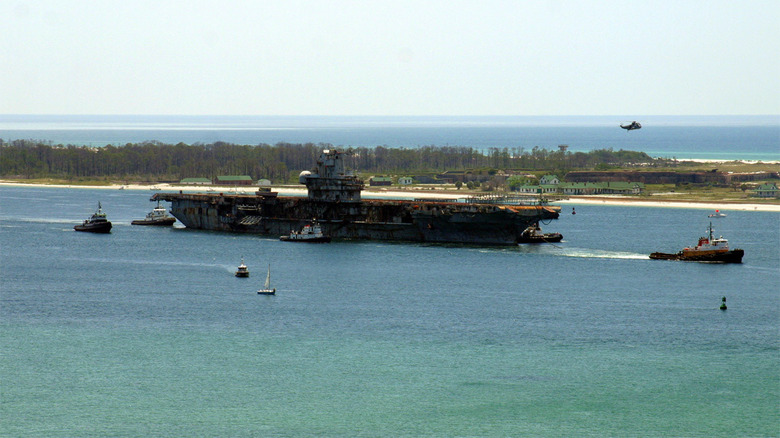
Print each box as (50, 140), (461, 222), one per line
(74, 202), (113, 233)
(650, 222), (743, 263)
(280, 220), (331, 243)
(131, 200), (176, 225)
(235, 257), (250, 278)
(517, 222), (563, 243)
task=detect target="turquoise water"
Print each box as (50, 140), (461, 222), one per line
(1, 186), (778, 436)
(1, 115), (779, 161)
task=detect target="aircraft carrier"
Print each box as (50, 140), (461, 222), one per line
(153, 149), (560, 245)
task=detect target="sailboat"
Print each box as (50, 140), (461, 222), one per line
(257, 264), (276, 295)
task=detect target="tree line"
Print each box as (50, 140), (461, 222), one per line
(0, 139), (663, 182)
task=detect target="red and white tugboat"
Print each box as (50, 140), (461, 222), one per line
(650, 222), (743, 263)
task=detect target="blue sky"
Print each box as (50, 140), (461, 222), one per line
(1, 0), (778, 115)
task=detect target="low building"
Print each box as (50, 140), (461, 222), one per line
(540, 174), (560, 185)
(415, 176), (443, 184)
(369, 176), (392, 186)
(398, 176), (413, 185)
(558, 182), (602, 195)
(517, 184), (558, 194)
(214, 175), (253, 186)
(751, 182), (779, 198)
(436, 170), (468, 184)
(180, 177), (211, 185)
(558, 181), (645, 195)
(436, 170), (493, 184)
(601, 181), (645, 195)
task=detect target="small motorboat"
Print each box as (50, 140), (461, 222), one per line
(517, 222), (562, 244)
(131, 200), (176, 226)
(280, 220), (331, 243)
(74, 202), (112, 233)
(257, 264), (275, 295)
(650, 222), (743, 263)
(235, 257), (250, 278)
(708, 210), (726, 218)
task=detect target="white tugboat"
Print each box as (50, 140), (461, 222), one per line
(132, 200), (176, 226)
(235, 257), (249, 278)
(280, 220), (331, 243)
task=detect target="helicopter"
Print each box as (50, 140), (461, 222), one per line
(620, 121), (642, 131)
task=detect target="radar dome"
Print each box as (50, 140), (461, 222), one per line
(298, 170), (312, 184)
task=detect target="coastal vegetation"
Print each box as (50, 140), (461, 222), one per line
(1, 140), (777, 203)
(0, 139), (725, 180)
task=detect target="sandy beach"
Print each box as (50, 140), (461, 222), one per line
(2, 181), (779, 212)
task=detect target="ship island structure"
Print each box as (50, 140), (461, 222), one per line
(153, 149), (560, 245)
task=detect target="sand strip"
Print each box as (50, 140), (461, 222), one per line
(2, 181), (778, 212)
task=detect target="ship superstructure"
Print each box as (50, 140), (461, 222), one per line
(153, 149), (559, 245)
(299, 149), (364, 202)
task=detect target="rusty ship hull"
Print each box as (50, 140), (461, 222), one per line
(153, 192), (559, 245)
(153, 149), (559, 245)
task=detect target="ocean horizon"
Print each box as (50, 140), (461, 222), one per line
(2, 114), (779, 162)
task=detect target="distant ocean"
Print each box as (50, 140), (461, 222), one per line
(1, 115), (778, 161)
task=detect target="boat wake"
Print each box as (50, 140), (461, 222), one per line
(67, 257), (236, 270)
(483, 245), (648, 260)
(554, 247), (648, 260)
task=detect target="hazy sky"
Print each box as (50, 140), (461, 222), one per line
(2, 0), (778, 116)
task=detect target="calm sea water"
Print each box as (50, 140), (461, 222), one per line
(1, 115), (779, 161)
(1, 185), (778, 436)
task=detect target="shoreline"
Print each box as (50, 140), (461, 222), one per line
(1, 181), (778, 212)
